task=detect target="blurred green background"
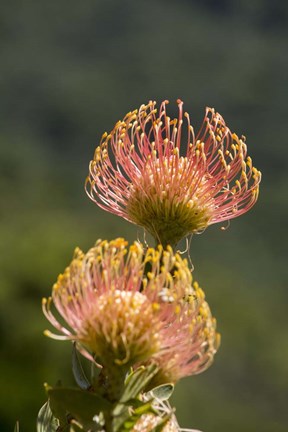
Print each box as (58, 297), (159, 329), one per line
(1, 0), (287, 431)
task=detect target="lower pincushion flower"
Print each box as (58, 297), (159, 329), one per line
(42, 238), (219, 388)
(86, 100), (261, 247)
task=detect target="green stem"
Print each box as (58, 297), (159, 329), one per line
(98, 365), (128, 431)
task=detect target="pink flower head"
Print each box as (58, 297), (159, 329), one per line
(86, 100), (261, 247)
(42, 238), (219, 383)
(146, 281), (220, 386)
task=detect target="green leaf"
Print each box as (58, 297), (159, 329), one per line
(120, 364), (159, 403)
(133, 401), (154, 416)
(44, 384), (68, 427)
(13, 421), (19, 432)
(36, 401), (59, 432)
(47, 386), (112, 430)
(149, 383), (174, 401)
(113, 399), (154, 432)
(111, 404), (130, 432)
(72, 343), (91, 390)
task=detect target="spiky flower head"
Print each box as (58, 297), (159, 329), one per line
(43, 238), (219, 385)
(146, 281), (220, 387)
(86, 100), (261, 247)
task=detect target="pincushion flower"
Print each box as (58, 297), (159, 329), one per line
(42, 238), (219, 388)
(145, 281), (219, 387)
(86, 100), (261, 247)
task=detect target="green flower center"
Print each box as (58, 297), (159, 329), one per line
(126, 156), (213, 247)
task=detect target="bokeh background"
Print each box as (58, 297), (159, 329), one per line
(1, 1), (287, 431)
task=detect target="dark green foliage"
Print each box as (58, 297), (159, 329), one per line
(47, 385), (112, 430)
(43, 365), (168, 432)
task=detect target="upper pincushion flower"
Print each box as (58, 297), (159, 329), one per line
(42, 238), (219, 388)
(86, 100), (261, 247)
